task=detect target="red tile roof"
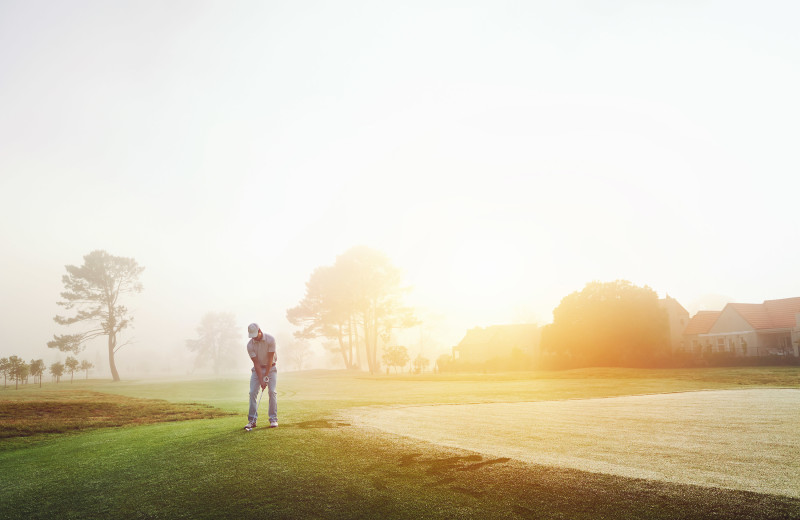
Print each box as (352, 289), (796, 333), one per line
(718, 297), (800, 330)
(727, 303), (773, 329)
(760, 297), (800, 328)
(683, 311), (721, 335)
(684, 297), (800, 334)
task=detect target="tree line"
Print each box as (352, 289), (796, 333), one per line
(47, 249), (679, 378)
(287, 246), (418, 374)
(0, 355), (94, 389)
(44, 245), (437, 379)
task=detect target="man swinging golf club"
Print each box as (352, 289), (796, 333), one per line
(245, 322), (278, 430)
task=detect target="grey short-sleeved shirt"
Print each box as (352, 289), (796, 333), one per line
(247, 334), (277, 366)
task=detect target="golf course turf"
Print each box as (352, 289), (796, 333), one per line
(1, 367), (799, 519)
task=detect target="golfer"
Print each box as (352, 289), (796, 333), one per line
(245, 322), (278, 429)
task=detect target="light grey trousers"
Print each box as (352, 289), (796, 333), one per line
(248, 364), (277, 424)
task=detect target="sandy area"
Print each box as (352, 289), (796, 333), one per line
(346, 389), (800, 497)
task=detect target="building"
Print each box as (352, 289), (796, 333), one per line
(683, 310), (722, 354)
(683, 297), (800, 357)
(452, 324), (540, 364)
(658, 295), (690, 353)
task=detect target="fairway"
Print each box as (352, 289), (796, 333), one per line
(349, 389), (800, 498)
(3, 370), (800, 519)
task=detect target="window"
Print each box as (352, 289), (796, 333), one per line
(717, 337), (726, 352)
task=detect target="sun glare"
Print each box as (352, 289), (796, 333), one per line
(446, 238), (527, 303)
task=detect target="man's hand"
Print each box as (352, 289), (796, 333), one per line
(261, 375), (269, 390)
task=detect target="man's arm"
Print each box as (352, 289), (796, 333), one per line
(252, 356), (265, 390)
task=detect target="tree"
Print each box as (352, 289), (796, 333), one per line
(287, 265), (359, 369)
(65, 356), (79, 383)
(0, 357), (8, 388)
(435, 354), (453, 373)
(48, 250), (144, 382)
(185, 312), (240, 375)
(382, 345), (410, 374)
(79, 360), (94, 380)
(285, 339), (313, 372)
(540, 280), (670, 368)
(412, 354), (430, 374)
(30, 359), (45, 388)
(8, 356), (29, 390)
(288, 246), (417, 374)
(19, 363), (30, 386)
(50, 362), (65, 383)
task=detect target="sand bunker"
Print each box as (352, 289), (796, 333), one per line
(347, 389), (800, 497)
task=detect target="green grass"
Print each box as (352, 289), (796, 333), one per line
(1, 367), (799, 519)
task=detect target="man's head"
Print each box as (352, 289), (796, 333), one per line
(248, 323), (261, 339)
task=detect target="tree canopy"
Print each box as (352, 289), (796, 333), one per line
(540, 280), (669, 368)
(287, 246), (417, 374)
(186, 312), (240, 375)
(48, 250), (144, 381)
(30, 359), (45, 387)
(79, 360), (94, 380)
(49, 362), (64, 383)
(65, 356), (79, 383)
(382, 345), (410, 374)
(8, 356), (28, 389)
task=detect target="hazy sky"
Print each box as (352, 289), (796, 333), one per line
(2, 1), (799, 372)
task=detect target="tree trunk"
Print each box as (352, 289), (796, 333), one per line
(354, 318), (362, 370)
(362, 310), (374, 374)
(364, 303), (381, 374)
(109, 332), (120, 382)
(336, 325), (351, 369)
(347, 318), (355, 370)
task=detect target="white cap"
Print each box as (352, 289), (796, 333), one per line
(248, 323), (259, 338)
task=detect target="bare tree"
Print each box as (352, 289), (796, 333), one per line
(48, 250), (144, 381)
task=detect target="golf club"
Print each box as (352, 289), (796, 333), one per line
(245, 376), (268, 431)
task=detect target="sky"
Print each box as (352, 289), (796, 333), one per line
(2, 1), (799, 375)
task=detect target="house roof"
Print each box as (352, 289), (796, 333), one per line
(726, 303), (773, 329)
(725, 297), (800, 330)
(683, 311), (722, 335)
(762, 297), (800, 328)
(691, 297), (800, 333)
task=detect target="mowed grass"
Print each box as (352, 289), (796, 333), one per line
(1, 367), (800, 519)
